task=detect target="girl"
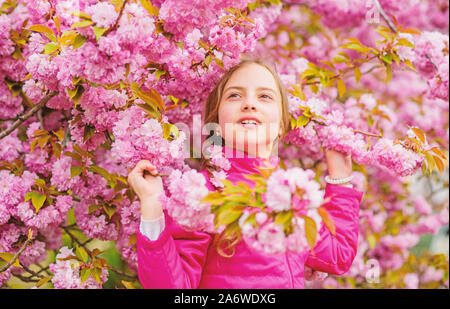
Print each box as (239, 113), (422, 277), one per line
(127, 59), (364, 288)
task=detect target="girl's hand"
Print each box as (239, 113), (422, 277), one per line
(324, 149), (353, 179)
(127, 160), (164, 200)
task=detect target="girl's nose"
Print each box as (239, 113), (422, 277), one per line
(241, 99), (257, 111)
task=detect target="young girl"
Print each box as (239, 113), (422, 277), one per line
(127, 59), (364, 289)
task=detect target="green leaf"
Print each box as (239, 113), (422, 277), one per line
(175, 41), (184, 50)
(204, 54), (213, 67)
(27, 24), (54, 35)
(64, 151), (83, 164)
(70, 165), (83, 178)
(381, 53), (393, 65)
(162, 123), (179, 140)
(75, 246), (89, 263)
(88, 204), (101, 214)
(91, 267), (102, 284)
(122, 280), (135, 289)
(367, 234), (377, 249)
(80, 268), (91, 283)
(72, 85), (85, 108)
(423, 152), (435, 174)
(24, 191), (33, 202)
(83, 125), (96, 143)
(70, 20), (93, 29)
(274, 211), (292, 225)
(70, 11), (92, 21)
(36, 276), (52, 288)
(31, 192), (46, 213)
(396, 38), (414, 48)
(303, 216), (317, 250)
(337, 78), (346, 98)
(410, 127), (426, 144)
(34, 178), (47, 189)
(140, 0), (159, 16)
(296, 115), (310, 128)
(354, 66), (361, 84)
(72, 34), (87, 50)
(384, 63), (392, 82)
(0, 252), (23, 268)
(155, 69), (165, 82)
(214, 57), (224, 69)
(88, 165), (111, 180)
(215, 209), (242, 228)
(93, 26), (107, 41)
(131, 82), (165, 113)
(102, 204), (117, 219)
(37, 134), (51, 149)
(288, 84), (305, 101)
(201, 192), (225, 206)
(332, 56), (348, 63)
(403, 59), (416, 72)
(433, 155), (445, 175)
(341, 43), (366, 52)
(45, 34), (58, 43)
(73, 144), (93, 159)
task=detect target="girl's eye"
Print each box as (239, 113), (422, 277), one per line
(260, 94), (272, 100)
(229, 93), (240, 98)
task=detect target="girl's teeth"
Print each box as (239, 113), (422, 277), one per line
(239, 122), (259, 128)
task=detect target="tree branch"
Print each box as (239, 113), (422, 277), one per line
(373, 0), (397, 33)
(0, 233), (34, 273)
(0, 91), (58, 140)
(104, 0), (129, 36)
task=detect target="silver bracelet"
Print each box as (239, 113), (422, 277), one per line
(325, 174), (353, 185)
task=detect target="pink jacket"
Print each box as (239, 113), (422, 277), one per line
(136, 148), (364, 289)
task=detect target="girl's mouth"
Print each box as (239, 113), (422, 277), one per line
(238, 119), (262, 129)
(238, 120), (261, 129)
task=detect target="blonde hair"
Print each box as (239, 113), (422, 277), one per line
(201, 58), (291, 258)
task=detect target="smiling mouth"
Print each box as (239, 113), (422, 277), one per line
(237, 119), (262, 129)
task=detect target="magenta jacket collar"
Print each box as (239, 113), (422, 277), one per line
(222, 145), (280, 177)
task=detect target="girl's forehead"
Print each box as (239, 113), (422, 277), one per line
(226, 64), (278, 90)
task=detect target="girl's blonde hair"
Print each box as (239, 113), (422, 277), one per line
(201, 58), (291, 258)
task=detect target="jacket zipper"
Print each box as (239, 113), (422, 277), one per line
(284, 253), (294, 288)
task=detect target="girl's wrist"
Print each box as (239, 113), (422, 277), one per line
(325, 174), (353, 186)
(327, 170), (352, 179)
(140, 195), (163, 221)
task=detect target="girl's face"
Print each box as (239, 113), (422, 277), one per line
(218, 63), (283, 158)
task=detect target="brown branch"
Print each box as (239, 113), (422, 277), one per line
(352, 129), (383, 138)
(11, 274), (41, 283)
(425, 54), (439, 70)
(0, 91), (58, 140)
(21, 265), (45, 280)
(104, 0), (129, 36)
(0, 233), (33, 273)
(373, 0), (397, 33)
(108, 267), (137, 281)
(61, 226), (92, 247)
(303, 59), (379, 87)
(61, 122), (71, 148)
(37, 109), (44, 129)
